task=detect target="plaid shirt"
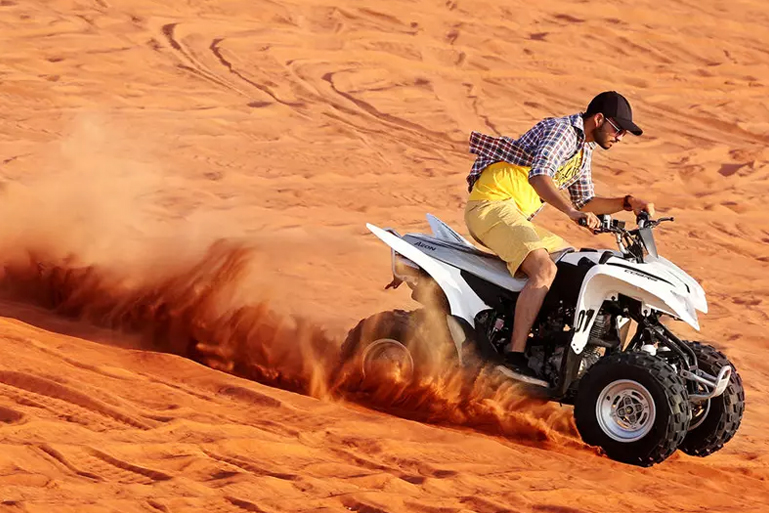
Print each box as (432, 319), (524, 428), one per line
(467, 113), (596, 210)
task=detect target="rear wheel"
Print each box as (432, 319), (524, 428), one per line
(338, 309), (454, 384)
(679, 341), (745, 457)
(574, 352), (691, 466)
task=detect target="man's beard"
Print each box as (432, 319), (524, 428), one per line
(593, 127), (611, 149)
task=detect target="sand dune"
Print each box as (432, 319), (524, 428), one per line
(0, 0), (768, 511)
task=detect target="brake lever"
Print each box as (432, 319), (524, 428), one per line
(647, 216), (675, 228)
(578, 217), (602, 235)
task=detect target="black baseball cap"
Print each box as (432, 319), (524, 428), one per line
(585, 91), (643, 136)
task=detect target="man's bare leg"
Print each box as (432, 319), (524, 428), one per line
(508, 249), (557, 353)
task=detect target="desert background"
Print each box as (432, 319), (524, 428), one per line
(0, 0), (768, 511)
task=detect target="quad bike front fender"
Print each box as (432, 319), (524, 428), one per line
(649, 256), (708, 314)
(571, 264), (700, 354)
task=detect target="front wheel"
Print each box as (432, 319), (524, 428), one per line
(678, 341), (745, 457)
(574, 352), (691, 466)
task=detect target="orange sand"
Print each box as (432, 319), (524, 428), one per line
(0, 0), (768, 511)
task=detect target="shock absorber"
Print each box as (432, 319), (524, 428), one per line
(589, 313), (610, 340)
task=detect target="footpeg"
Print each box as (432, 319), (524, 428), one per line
(495, 365), (549, 387)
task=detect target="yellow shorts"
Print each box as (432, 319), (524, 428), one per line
(464, 199), (569, 277)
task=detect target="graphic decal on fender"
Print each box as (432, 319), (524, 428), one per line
(574, 309), (595, 333)
(413, 241), (437, 251)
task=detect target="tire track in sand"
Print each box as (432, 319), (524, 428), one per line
(160, 22), (246, 96)
(42, 445), (172, 484)
(209, 38), (304, 108)
(202, 448), (298, 481)
(0, 371), (155, 430)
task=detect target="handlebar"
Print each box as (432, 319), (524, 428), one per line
(636, 211), (652, 229)
(575, 212), (673, 262)
(578, 212), (673, 234)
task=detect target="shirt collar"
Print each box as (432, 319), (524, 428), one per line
(570, 113), (596, 149)
(568, 113), (585, 133)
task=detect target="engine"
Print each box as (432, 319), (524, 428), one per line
(529, 309), (617, 381)
(475, 307), (618, 382)
(476, 310), (513, 354)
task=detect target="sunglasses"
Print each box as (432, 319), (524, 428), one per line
(605, 117), (627, 139)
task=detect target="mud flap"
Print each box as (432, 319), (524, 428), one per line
(556, 344), (585, 398)
(385, 277), (402, 290)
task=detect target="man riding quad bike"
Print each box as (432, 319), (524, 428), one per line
(340, 92), (744, 466)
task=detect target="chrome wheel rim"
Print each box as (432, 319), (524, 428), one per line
(360, 338), (414, 380)
(596, 379), (657, 442)
(689, 399), (711, 430)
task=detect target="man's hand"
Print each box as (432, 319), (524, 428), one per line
(568, 209), (600, 231)
(628, 196), (655, 216)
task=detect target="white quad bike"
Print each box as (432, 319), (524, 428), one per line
(341, 212), (745, 466)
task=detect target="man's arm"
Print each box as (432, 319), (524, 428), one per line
(527, 123), (600, 230)
(581, 195), (656, 216)
(530, 175), (579, 216)
(529, 175), (600, 229)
